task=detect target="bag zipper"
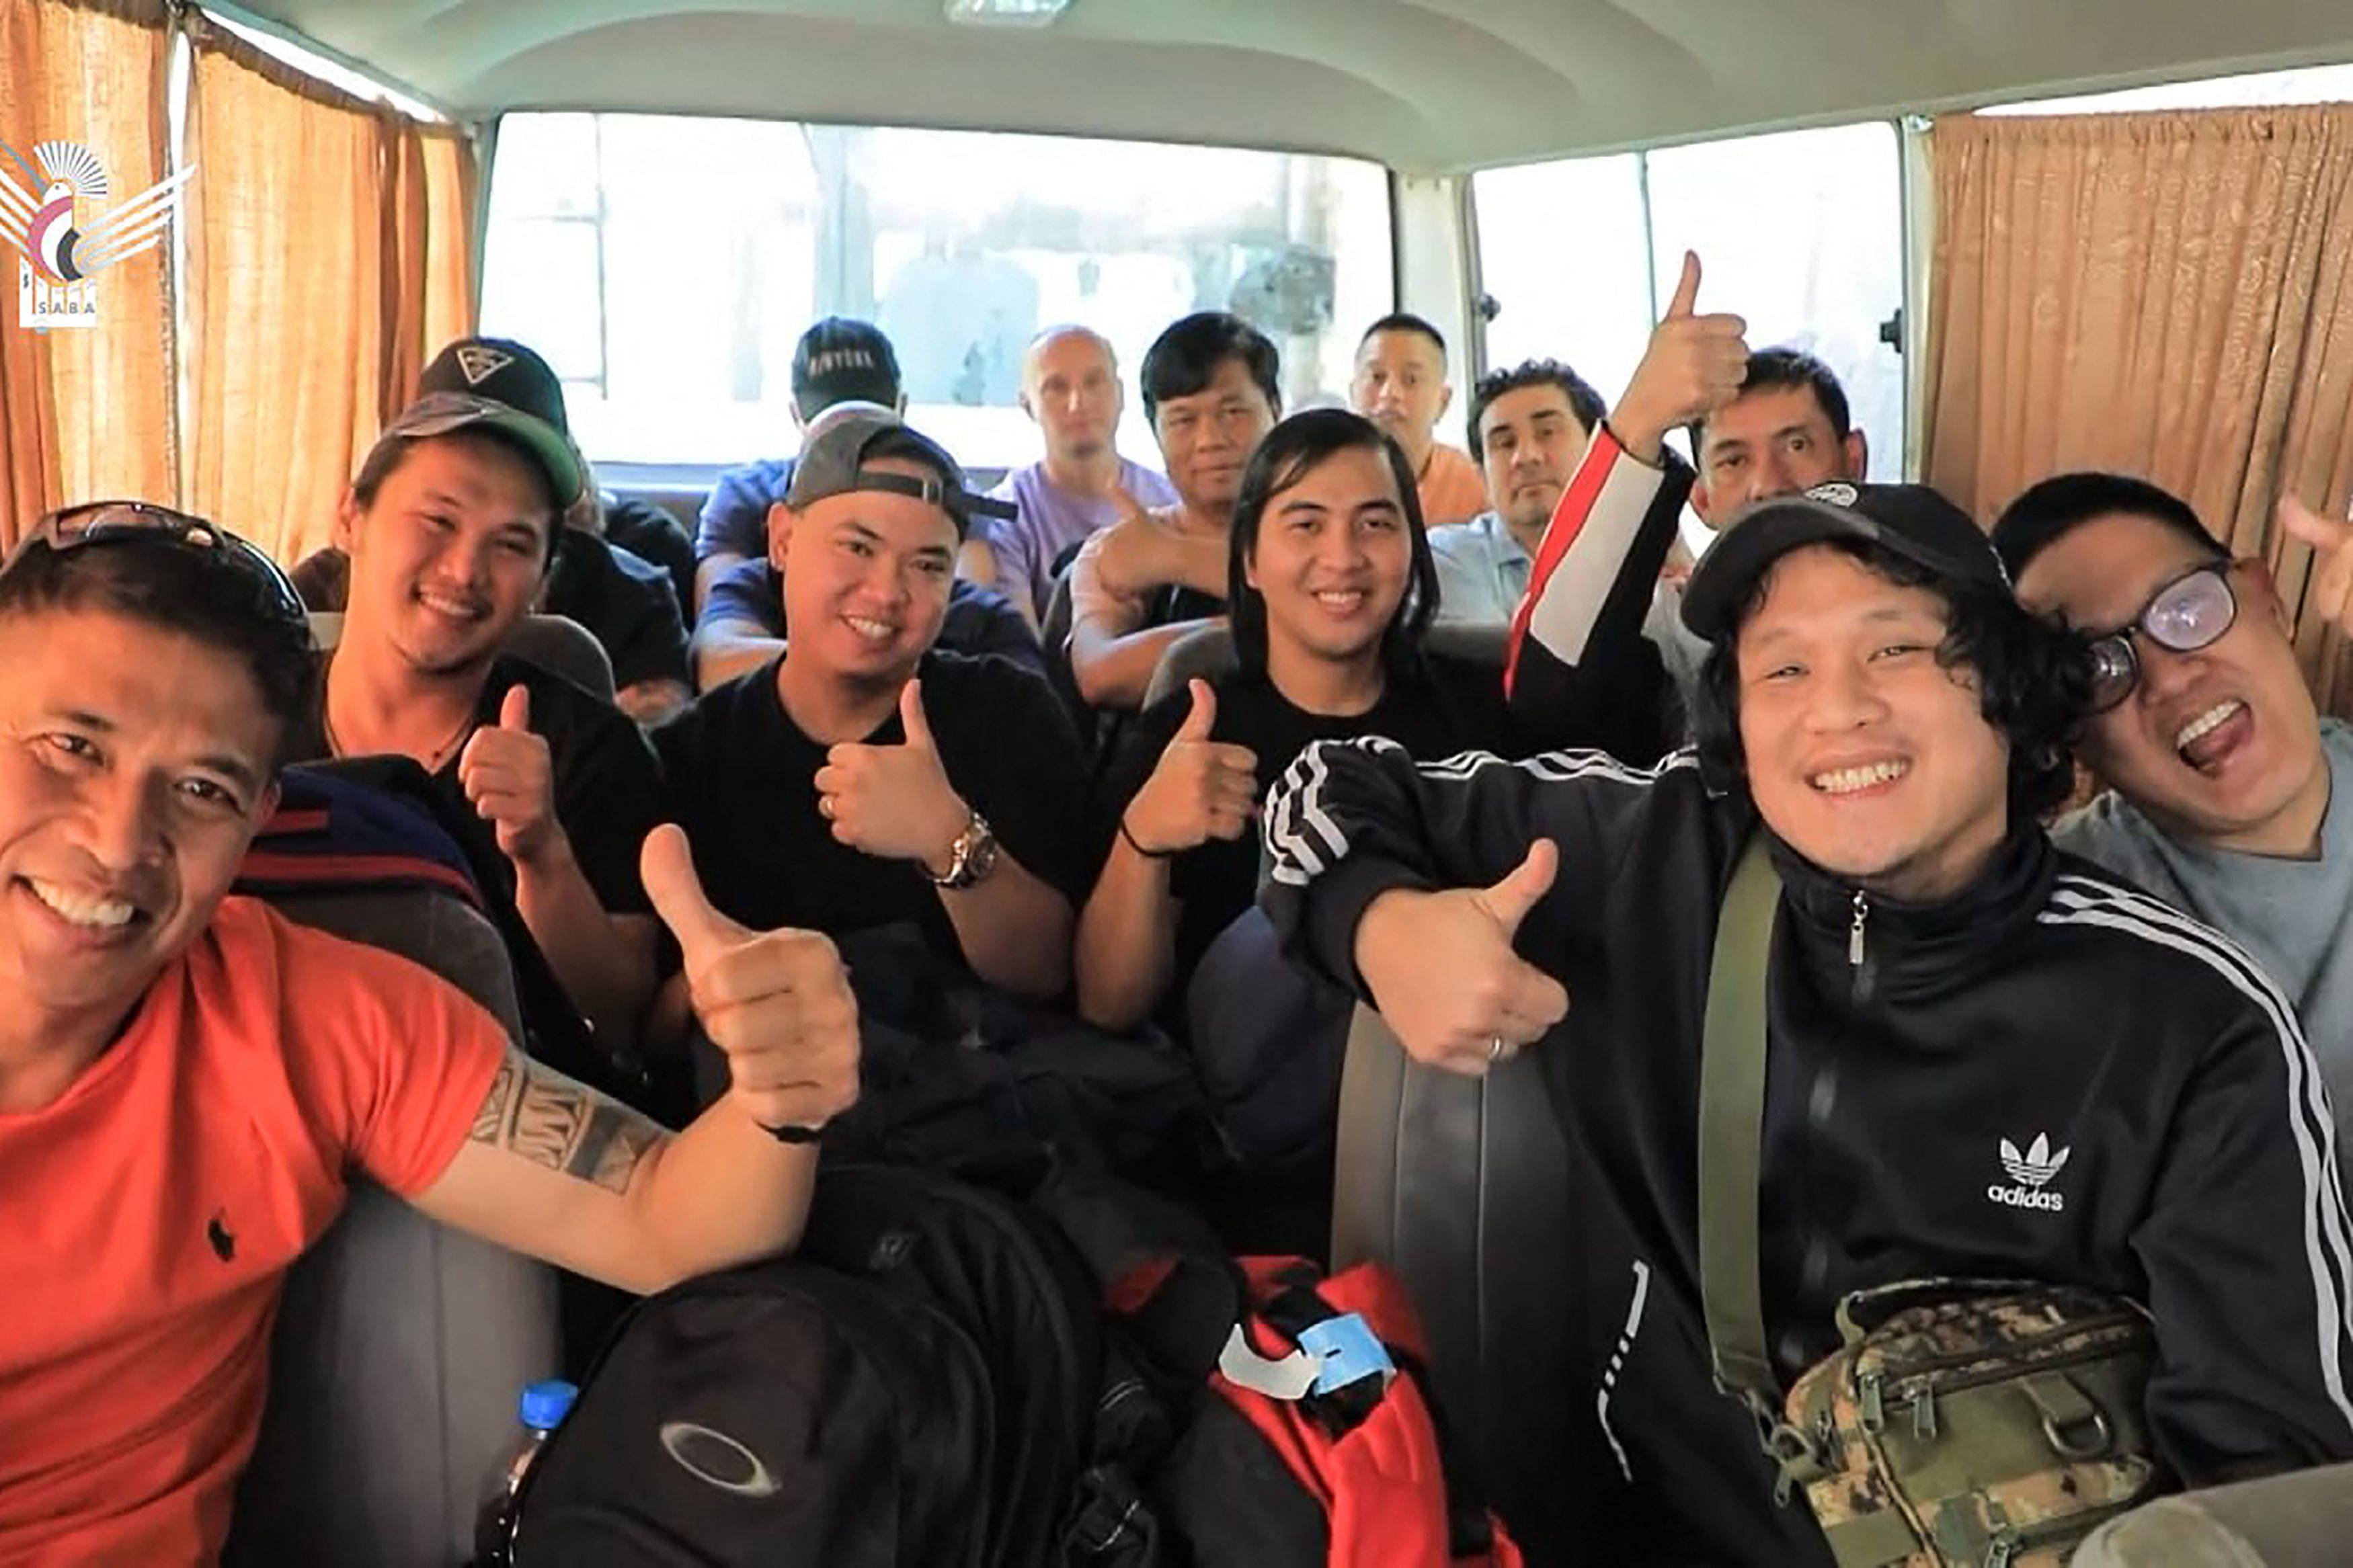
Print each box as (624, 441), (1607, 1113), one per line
(1982, 1493), (2145, 1566)
(1852, 1304), (2147, 1389)
(1843, 1307), (2148, 1444)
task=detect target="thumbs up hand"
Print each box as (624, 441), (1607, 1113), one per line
(643, 824), (859, 1136)
(1613, 251), (1751, 466)
(458, 683), (565, 870)
(1350, 839), (1571, 1076)
(1120, 679), (1260, 857)
(811, 679), (973, 876)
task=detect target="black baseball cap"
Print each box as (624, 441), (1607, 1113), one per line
(784, 411), (1015, 540)
(373, 335), (583, 511)
(1682, 480), (2010, 642)
(791, 318), (902, 421)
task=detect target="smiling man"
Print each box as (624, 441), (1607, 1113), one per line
(0, 505), (859, 1565)
(1993, 471), (2353, 1131)
(294, 337), (668, 1051)
(1259, 477), (2353, 1561)
(654, 411), (1090, 1001)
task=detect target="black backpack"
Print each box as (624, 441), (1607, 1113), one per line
(509, 1163), (1162, 1567)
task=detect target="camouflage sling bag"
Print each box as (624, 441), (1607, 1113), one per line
(1696, 839), (2171, 1566)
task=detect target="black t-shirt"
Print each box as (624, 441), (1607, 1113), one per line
(1096, 654), (1511, 1012)
(547, 530), (692, 690)
(601, 495), (697, 620)
(652, 650), (1094, 972)
(288, 654), (667, 917)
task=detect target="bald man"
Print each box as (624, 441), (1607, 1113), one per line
(964, 325), (1179, 629)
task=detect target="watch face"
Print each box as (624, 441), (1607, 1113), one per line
(963, 824), (1000, 884)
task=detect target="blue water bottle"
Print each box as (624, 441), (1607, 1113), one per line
(473, 1378), (577, 1567)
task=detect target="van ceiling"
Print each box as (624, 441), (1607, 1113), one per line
(229, 0), (2353, 173)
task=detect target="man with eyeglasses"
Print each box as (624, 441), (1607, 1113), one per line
(1993, 472), (2353, 1138)
(0, 503), (861, 1566)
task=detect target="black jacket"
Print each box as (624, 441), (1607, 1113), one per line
(1271, 743), (2353, 1561)
(1263, 733), (2353, 1562)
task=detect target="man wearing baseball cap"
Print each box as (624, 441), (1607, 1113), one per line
(290, 335), (668, 1055)
(655, 411), (1091, 1003)
(692, 317), (906, 614)
(1259, 472), (2353, 1557)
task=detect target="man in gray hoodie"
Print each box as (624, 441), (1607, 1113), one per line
(1993, 472), (2353, 1131)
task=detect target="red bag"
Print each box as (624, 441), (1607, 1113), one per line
(1204, 1257), (1525, 1568)
(1067, 1166), (1524, 1568)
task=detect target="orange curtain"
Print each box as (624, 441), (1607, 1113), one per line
(180, 13), (477, 567)
(0, 0), (175, 552)
(385, 117), (481, 415)
(1922, 106), (2353, 712)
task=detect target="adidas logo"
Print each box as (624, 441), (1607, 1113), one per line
(452, 344), (513, 386)
(1987, 1132), (2070, 1213)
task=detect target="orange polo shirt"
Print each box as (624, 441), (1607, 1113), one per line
(0, 897), (508, 1567)
(1417, 444), (1488, 529)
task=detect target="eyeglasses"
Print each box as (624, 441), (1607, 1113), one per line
(5, 500), (310, 630)
(2084, 563), (2237, 714)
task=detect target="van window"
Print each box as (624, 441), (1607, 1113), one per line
(1474, 122), (1905, 478)
(481, 113), (1392, 470)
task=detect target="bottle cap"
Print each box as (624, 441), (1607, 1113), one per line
(519, 1378), (578, 1431)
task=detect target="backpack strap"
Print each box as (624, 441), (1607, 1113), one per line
(1697, 835), (1784, 1416)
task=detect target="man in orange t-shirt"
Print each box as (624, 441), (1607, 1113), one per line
(1350, 311), (1488, 530)
(0, 504), (863, 1567)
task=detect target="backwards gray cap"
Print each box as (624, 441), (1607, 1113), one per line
(783, 411), (1016, 540)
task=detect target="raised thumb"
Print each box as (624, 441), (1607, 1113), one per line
(1665, 250), (1702, 321)
(641, 823), (745, 962)
(1176, 677), (1218, 741)
(898, 677), (935, 749)
(1480, 837), (1558, 934)
(499, 682), (532, 733)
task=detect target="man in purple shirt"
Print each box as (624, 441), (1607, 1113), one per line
(967, 324), (1179, 630)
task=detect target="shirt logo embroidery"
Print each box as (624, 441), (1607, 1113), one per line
(1989, 1132), (2071, 1213)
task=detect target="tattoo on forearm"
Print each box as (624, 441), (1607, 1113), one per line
(470, 1050), (666, 1194)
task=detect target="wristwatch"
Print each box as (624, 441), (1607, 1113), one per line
(928, 811), (1000, 891)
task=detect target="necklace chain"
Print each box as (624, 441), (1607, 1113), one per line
(323, 702), (476, 771)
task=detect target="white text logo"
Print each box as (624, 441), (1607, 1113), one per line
(1988, 1132), (2071, 1213)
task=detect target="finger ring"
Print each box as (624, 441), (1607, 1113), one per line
(1488, 1036), (1507, 1065)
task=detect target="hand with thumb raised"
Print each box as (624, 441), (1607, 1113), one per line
(1351, 837), (1571, 1076)
(1613, 249), (1750, 466)
(810, 677), (971, 872)
(458, 682), (563, 870)
(1123, 678), (1259, 857)
(643, 823), (859, 1138)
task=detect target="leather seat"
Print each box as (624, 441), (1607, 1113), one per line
(223, 884), (562, 1568)
(1328, 1007), (1591, 1562)
(307, 610), (616, 702)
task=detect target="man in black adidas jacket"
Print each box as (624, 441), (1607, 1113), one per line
(1261, 443), (2353, 1557)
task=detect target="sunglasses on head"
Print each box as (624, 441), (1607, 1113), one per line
(2083, 562), (2237, 714)
(6, 500), (309, 629)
